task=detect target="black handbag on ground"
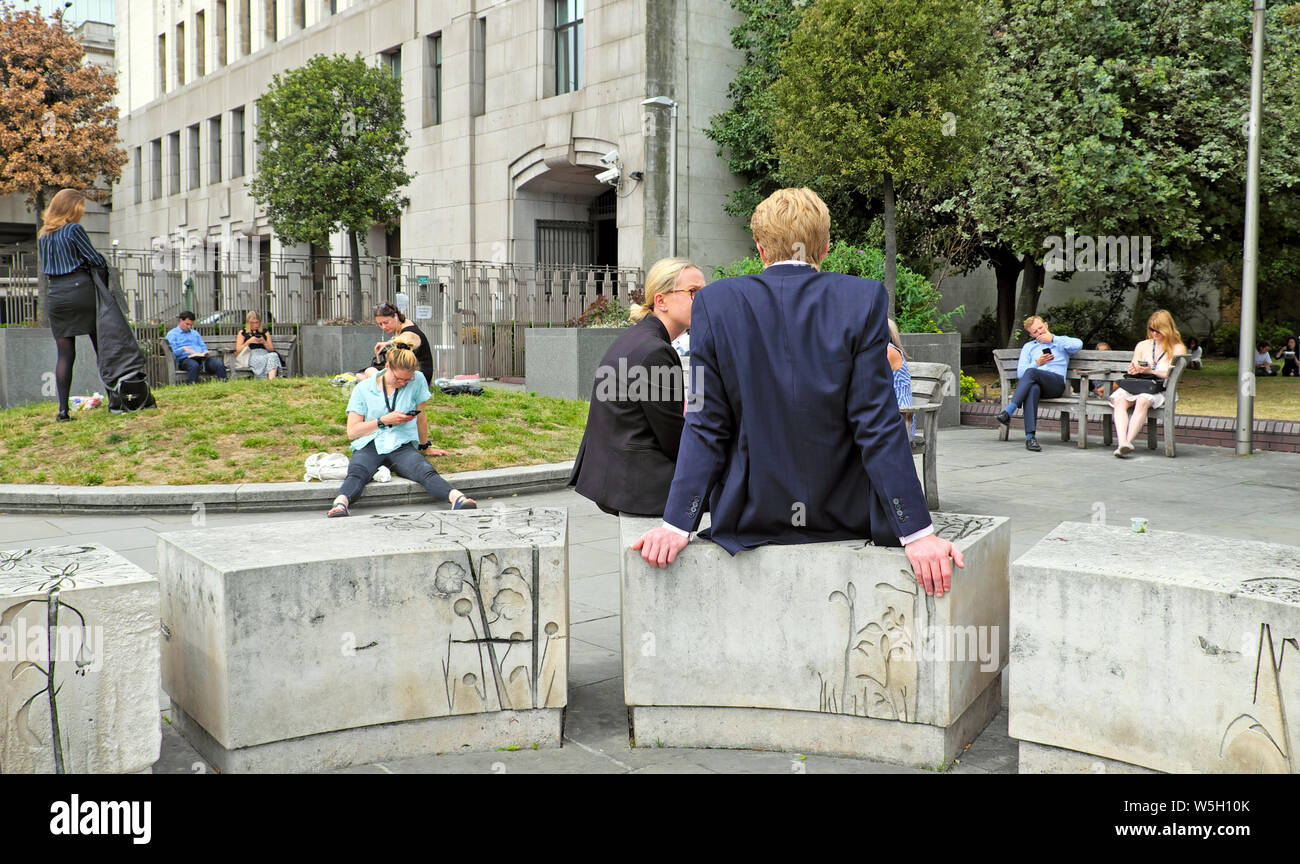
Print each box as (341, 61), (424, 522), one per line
(1117, 373), (1164, 395)
(113, 371), (157, 411)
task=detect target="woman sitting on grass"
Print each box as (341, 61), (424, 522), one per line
(327, 334), (474, 517)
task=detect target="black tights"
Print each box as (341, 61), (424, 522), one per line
(54, 332), (98, 414)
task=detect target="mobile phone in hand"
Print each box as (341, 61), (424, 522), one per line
(1138, 360), (1149, 367)
(405, 408), (422, 416)
(1041, 350), (1053, 359)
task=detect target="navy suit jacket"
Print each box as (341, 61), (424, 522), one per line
(663, 263), (931, 554)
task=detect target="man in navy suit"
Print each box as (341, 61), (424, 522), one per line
(632, 188), (962, 597)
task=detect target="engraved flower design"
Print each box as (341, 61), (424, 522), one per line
(434, 561), (467, 598)
(490, 588), (526, 621)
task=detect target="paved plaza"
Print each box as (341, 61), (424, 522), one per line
(2, 426), (1296, 774)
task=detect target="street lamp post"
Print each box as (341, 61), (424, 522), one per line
(641, 96), (678, 257)
(1236, 0), (1266, 456)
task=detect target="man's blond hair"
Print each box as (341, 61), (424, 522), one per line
(1024, 315), (1045, 331)
(750, 188), (830, 266)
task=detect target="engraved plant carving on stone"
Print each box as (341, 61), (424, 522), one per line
(1219, 623), (1297, 774)
(819, 572), (931, 722)
(433, 545), (561, 715)
(368, 508), (565, 547)
(2, 564), (93, 775)
(1235, 577), (1300, 607)
(932, 514), (995, 543)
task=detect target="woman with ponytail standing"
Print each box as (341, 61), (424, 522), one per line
(568, 258), (704, 517)
(327, 333), (475, 516)
(38, 189), (108, 421)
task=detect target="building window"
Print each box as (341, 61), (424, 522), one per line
(134, 146), (142, 204)
(292, 0), (304, 30)
(188, 124), (202, 189)
(176, 23), (185, 86)
(265, 0), (277, 43)
(150, 138), (163, 200)
(195, 11), (206, 77)
(158, 34), (166, 93)
(471, 17), (485, 116)
(231, 107), (246, 178)
(426, 33), (441, 126)
(209, 116), (223, 184)
(239, 0), (251, 56)
(216, 1), (227, 67)
(555, 0), (582, 95)
(383, 47), (401, 80)
(327, 0), (336, 13)
(168, 131), (181, 195)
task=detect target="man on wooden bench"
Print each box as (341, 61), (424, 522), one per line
(166, 311), (229, 384)
(997, 315), (1081, 452)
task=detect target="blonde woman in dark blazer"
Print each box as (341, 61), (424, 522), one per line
(568, 258), (704, 517)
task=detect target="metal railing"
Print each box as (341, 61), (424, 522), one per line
(0, 247), (642, 381)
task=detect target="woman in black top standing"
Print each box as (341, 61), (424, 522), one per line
(38, 189), (107, 421)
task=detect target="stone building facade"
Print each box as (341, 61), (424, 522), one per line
(109, 0), (756, 276)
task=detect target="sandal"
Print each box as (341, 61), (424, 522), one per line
(326, 499), (350, 518)
(452, 494), (477, 511)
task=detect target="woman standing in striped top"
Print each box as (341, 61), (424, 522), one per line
(38, 189), (107, 421)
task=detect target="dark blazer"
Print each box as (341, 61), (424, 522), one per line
(663, 263), (930, 554)
(569, 315), (687, 517)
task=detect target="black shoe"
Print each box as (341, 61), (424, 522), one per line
(56, 411), (72, 422)
(996, 410), (1011, 426)
(107, 392), (124, 414)
(1025, 436), (1041, 452)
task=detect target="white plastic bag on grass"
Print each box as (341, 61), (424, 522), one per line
(304, 453), (391, 483)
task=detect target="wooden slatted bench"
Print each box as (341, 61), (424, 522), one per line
(159, 332), (297, 385)
(906, 361), (955, 509)
(992, 348), (1188, 456)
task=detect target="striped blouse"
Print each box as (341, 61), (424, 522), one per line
(38, 222), (106, 276)
(893, 357), (915, 439)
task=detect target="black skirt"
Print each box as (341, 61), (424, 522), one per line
(46, 269), (97, 338)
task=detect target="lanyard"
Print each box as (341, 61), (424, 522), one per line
(1151, 342), (1165, 368)
(381, 375), (398, 414)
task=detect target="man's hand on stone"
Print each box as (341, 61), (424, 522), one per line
(904, 534), (964, 598)
(632, 527), (689, 569)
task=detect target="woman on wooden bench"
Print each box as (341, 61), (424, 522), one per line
(1109, 310), (1186, 458)
(235, 311), (283, 379)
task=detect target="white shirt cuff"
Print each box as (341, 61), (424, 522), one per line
(662, 521), (691, 538)
(900, 525), (935, 546)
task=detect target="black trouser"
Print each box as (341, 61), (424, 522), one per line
(337, 441), (453, 505)
(1010, 368), (1066, 435)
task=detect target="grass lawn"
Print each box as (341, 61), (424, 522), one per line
(966, 358), (1300, 420)
(0, 379), (588, 486)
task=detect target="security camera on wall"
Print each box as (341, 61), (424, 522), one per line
(599, 149), (620, 166)
(596, 167), (620, 186)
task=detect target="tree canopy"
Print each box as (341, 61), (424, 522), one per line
(0, 2), (126, 218)
(249, 53), (412, 320)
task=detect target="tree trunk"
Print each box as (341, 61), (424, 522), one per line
(1009, 252), (1044, 347)
(35, 190), (48, 329)
(991, 247), (1023, 348)
(882, 172), (897, 319)
(348, 229), (364, 322)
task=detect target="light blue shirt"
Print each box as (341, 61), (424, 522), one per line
(346, 372), (431, 454)
(1017, 334), (1082, 380)
(165, 326), (210, 363)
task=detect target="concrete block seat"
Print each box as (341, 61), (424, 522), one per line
(619, 513), (1010, 769)
(1011, 522), (1300, 773)
(1, 544), (161, 774)
(157, 507), (569, 773)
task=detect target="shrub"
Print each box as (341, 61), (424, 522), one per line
(712, 241), (963, 333)
(970, 308), (999, 345)
(566, 294), (633, 328)
(1037, 298), (1129, 348)
(960, 372), (979, 403)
